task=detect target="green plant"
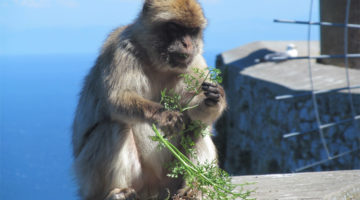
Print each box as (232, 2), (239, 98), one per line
(151, 68), (254, 200)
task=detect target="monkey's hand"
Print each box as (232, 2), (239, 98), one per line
(153, 109), (184, 136)
(201, 82), (224, 106)
(185, 82), (226, 125)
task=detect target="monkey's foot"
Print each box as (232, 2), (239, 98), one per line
(173, 187), (199, 200)
(172, 194), (195, 200)
(105, 188), (138, 200)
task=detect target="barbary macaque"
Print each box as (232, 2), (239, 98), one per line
(72, 0), (226, 199)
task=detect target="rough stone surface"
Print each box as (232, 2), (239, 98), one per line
(232, 170), (360, 200)
(215, 41), (360, 175)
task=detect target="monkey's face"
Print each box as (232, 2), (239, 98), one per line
(138, 0), (206, 72)
(150, 22), (203, 71)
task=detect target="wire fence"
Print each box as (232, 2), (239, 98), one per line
(270, 0), (360, 172)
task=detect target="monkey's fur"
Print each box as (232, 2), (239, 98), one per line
(72, 0), (226, 199)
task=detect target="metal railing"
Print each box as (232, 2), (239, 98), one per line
(270, 0), (360, 172)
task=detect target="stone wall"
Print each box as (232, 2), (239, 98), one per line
(215, 41), (360, 175)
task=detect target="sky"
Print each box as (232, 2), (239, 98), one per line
(0, 0), (320, 58)
(0, 1), (322, 199)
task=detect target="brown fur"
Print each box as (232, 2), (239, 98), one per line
(72, 0), (226, 199)
(144, 0), (207, 28)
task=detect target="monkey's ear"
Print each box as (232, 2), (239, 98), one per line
(142, 0), (154, 13)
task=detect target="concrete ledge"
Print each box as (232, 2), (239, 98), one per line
(233, 170), (360, 199)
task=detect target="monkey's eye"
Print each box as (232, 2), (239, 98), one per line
(189, 28), (200, 35)
(166, 22), (180, 32)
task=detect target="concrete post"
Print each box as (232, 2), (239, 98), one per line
(319, 0), (360, 69)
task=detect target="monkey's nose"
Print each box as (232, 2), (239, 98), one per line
(182, 36), (193, 52)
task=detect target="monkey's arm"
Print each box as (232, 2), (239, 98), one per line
(107, 90), (183, 130)
(95, 36), (184, 128)
(110, 90), (162, 122)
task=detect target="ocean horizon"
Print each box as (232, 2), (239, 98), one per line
(0, 52), (219, 199)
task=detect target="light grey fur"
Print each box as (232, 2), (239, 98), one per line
(72, 4), (226, 200)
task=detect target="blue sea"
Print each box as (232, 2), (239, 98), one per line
(0, 53), (217, 200)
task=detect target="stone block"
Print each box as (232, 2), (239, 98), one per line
(215, 41), (360, 175)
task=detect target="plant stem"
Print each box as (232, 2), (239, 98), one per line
(152, 124), (238, 196)
(152, 124), (198, 173)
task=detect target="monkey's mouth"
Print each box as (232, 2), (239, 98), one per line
(169, 52), (193, 68)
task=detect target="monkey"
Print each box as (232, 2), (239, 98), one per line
(72, 0), (226, 199)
